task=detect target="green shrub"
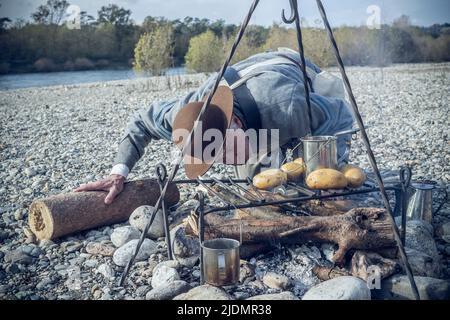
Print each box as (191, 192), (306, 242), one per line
(302, 28), (334, 67)
(224, 33), (264, 64)
(33, 58), (56, 72)
(63, 60), (75, 71)
(96, 59), (110, 68)
(185, 30), (224, 72)
(134, 24), (174, 75)
(74, 57), (95, 70)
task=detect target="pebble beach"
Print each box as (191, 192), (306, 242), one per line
(0, 63), (449, 300)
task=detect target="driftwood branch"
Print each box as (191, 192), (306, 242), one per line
(313, 250), (400, 281)
(312, 265), (351, 280)
(187, 207), (397, 265)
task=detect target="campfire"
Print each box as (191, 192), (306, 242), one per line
(27, 161), (448, 299)
(171, 165), (408, 286)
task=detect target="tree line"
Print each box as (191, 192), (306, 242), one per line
(0, 0), (449, 75)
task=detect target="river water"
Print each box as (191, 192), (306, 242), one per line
(0, 67), (186, 90)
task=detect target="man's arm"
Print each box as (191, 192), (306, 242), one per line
(111, 73), (221, 173)
(75, 73), (219, 204)
(110, 163), (130, 178)
(75, 99), (180, 203)
(113, 99), (177, 171)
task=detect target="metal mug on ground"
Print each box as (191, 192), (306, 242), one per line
(301, 135), (338, 177)
(406, 180), (436, 223)
(201, 238), (240, 286)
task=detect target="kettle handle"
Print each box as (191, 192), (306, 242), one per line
(239, 222), (243, 245)
(399, 166), (411, 245)
(399, 166), (412, 191)
(434, 187), (448, 216)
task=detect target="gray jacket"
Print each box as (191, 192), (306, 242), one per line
(114, 50), (354, 171)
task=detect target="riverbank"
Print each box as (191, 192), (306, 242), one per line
(0, 67), (187, 90)
(0, 63), (449, 300)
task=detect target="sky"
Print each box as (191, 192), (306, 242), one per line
(0, 0), (449, 27)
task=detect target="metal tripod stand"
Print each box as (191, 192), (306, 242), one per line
(118, 0), (420, 300)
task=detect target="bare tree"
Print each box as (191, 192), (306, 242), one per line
(0, 3), (12, 31)
(0, 18), (11, 31)
(80, 11), (95, 26)
(31, 0), (69, 25)
(97, 4), (132, 26)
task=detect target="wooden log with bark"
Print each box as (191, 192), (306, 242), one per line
(350, 250), (400, 280)
(29, 179), (179, 240)
(312, 265), (351, 280)
(313, 251), (400, 281)
(186, 207), (397, 265)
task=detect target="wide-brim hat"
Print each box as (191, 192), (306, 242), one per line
(172, 86), (234, 179)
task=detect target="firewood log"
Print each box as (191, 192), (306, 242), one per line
(312, 265), (351, 280)
(29, 179), (179, 240)
(313, 251), (400, 281)
(350, 250), (400, 281)
(186, 207), (397, 265)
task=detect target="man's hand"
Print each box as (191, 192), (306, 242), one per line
(74, 174), (126, 204)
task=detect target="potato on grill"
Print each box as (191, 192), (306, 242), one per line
(281, 161), (306, 181)
(339, 164), (366, 188)
(252, 169), (287, 190)
(306, 168), (348, 190)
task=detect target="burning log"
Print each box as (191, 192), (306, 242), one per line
(313, 251), (400, 281)
(186, 207), (397, 265)
(350, 250), (400, 281)
(312, 265), (351, 280)
(29, 179), (179, 240)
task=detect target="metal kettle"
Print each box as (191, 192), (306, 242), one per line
(406, 179), (448, 224)
(406, 180), (436, 223)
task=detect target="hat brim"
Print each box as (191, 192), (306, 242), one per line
(173, 85), (234, 179)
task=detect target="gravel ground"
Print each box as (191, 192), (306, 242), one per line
(0, 63), (449, 300)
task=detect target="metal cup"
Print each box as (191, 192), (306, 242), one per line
(201, 238), (240, 286)
(406, 181), (435, 223)
(301, 136), (338, 177)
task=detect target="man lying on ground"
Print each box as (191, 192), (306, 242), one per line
(75, 48), (354, 204)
